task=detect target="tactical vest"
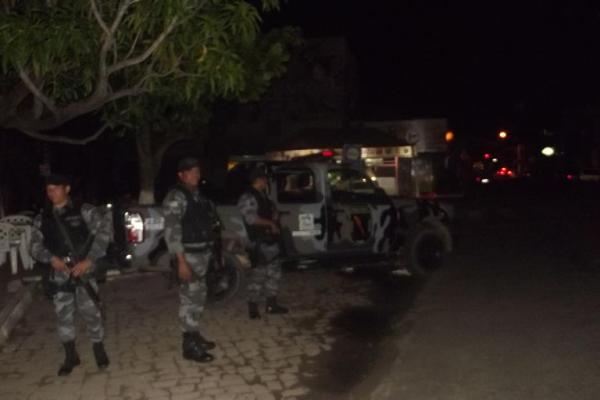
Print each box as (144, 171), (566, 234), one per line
(176, 185), (217, 245)
(41, 203), (92, 259)
(245, 187), (275, 242)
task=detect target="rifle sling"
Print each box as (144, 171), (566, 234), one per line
(51, 209), (93, 262)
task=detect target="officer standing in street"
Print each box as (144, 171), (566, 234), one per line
(163, 157), (217, 363)
(30, 174), (111, 376)
(238, 168), (289, 319)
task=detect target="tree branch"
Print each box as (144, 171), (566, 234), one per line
(106, 86), (147, 103)
(19, 123), (110, 145)
(18, 70), (58, 116)
(4, 83), (146, 134)
(123, 31), (142, 61)
(33, 96), (43, 119)
(109, 0), (137, 34)
(134, 62), (180, 89)
(0, 81), (31, 124)
(97, 0), (137, 89)
(90, 0), (110, 36)
(108, 17), (179, 75)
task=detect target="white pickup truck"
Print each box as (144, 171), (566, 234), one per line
(121, 159), (452, 299)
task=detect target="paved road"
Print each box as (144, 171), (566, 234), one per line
(368, 185), (600, 400)
(3, 182), (598, 400)
(0, 262), (418, 400)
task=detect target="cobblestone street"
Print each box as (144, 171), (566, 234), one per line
(0, 267), (410, 400)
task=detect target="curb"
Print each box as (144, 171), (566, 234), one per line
(0, 283), (35, 345)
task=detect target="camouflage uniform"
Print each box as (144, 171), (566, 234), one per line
(163, 187), (217, 333)
(30, 203), (111, 344)
(238, 191), (282, 303)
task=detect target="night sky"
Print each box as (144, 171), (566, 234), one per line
(270, 1), (600, 137)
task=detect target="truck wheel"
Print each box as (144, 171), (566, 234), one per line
(207, 254), (245, 304)
(407, 226), (446, 276)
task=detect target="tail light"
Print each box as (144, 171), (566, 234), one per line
(496, 167), (514, 177)
(124, 212), (144, 244)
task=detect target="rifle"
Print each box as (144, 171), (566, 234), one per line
(248, 216), (284, 268)
(52, 210), (105, 320)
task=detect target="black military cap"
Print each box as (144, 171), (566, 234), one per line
(249, 167), (268, 183)
(44, 173), (71, 186)
(177, 157), (201, 172)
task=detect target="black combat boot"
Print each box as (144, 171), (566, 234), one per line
(92, 342), (110, 370)
(182, 332), (214, 363)
(192, 331), (215, 350)
(58, 341), (81, 376)
(266, 297), (289, 314)
(248, 302), (261, 319)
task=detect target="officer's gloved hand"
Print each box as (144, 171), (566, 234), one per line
(50, 256), (68, 273)
(72, 259), (92, 278)
(178, 259), (193, 282)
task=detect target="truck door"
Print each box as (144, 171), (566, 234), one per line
(326, 168), (392, 253)
(272, 166), (327, 258)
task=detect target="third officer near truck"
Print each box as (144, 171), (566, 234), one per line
(238, 167), (289, 319)
(163, 157), (218, 363)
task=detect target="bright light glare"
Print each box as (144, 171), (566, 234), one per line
(106, 203), (113, 209)
(481, 178), (490, 184)
(492, 158), (498, 163)
(370, 176), (377, 181)
(498, 131), (508, 139)
(541, 146), (555, 157)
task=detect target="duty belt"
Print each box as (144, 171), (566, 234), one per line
(183, 242), (213, 253)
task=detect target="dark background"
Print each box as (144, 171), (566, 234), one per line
(269, 0), (600, 136)
(3, 1), (600, 213)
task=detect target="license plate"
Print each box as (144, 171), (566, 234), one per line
(145, 217), (164, 230)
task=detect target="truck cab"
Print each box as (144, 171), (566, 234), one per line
(268, 162), (394, 259)
(124, 158), (451, 276)
(218, 158), (450, 273)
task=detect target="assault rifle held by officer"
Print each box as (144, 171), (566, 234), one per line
(30, 174), (111, 376)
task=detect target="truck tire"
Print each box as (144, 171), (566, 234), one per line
(142, 251), (245, 304)
(207, 254), (245, 304)
(406, 225), (447, 276)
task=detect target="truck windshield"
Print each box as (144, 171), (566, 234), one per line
(328, 169), (377, 197)
(275, 169), (318, 203)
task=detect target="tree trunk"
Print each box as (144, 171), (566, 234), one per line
(136, 130), (156, 205)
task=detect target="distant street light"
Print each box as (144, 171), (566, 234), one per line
(541, 146), (555, 157)
(445, 131), (455, 142)
(498, 131), (508, 140)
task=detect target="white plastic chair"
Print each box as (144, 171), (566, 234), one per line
(0, 222), (18, 274)
(1, 215), (34, 271)
(0, 215), (33, 226)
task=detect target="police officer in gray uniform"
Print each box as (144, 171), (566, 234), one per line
(238, 168), (289, 319)
(30, 174), (111, 376)
(163, 158), (217, 363)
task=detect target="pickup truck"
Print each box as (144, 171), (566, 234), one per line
(122, 159), (452, 298)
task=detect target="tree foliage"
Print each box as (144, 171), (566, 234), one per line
(0, 0), (299, 144)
